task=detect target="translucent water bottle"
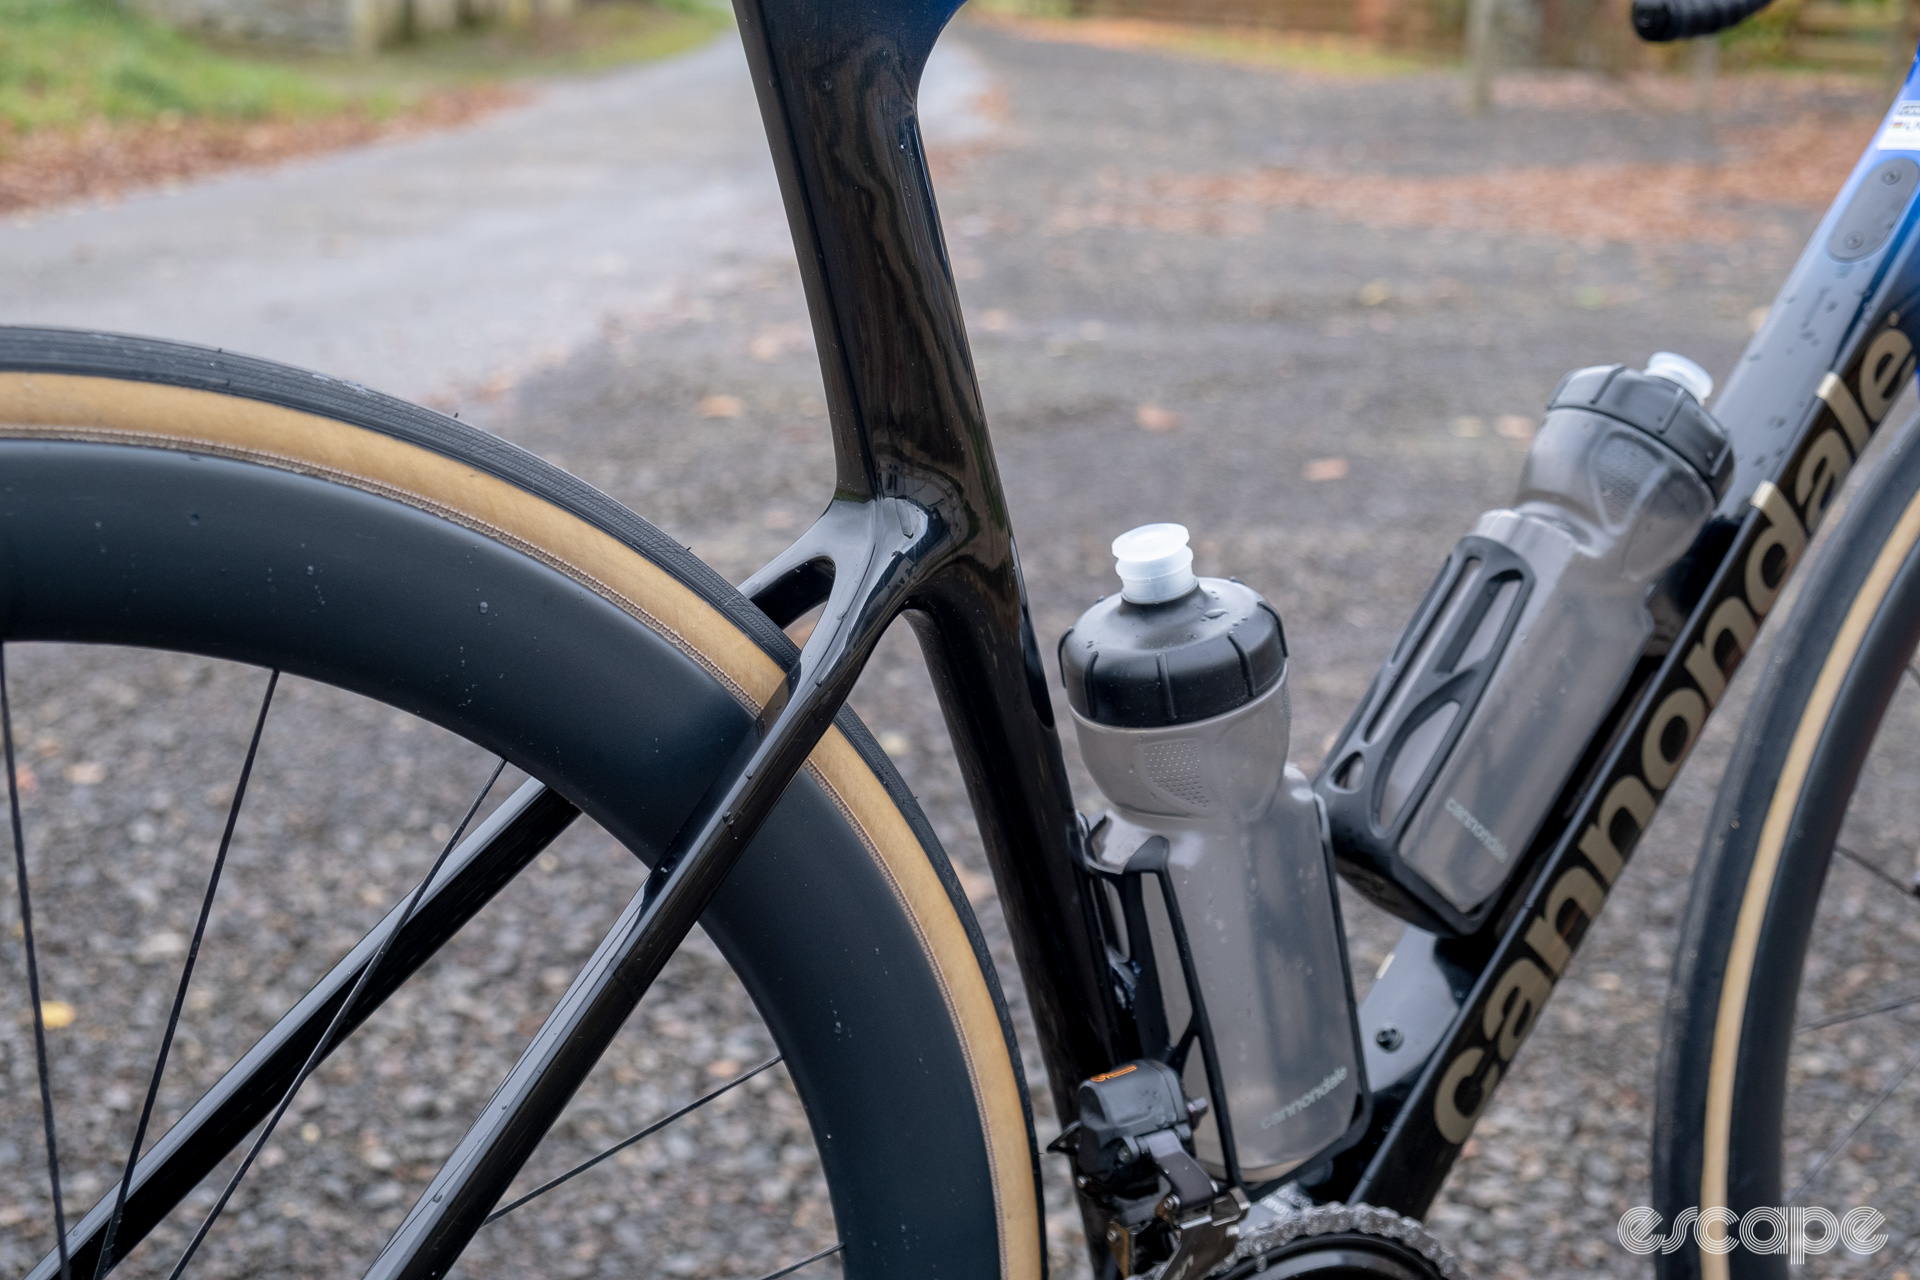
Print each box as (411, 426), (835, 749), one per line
(1317, 355), (1734, 935)
(1059, 524), (1366, 1182)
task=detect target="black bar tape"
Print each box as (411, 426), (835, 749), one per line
(1631, 0), (1772, 41)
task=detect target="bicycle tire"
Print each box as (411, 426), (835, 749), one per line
(1654, 408), (1920, 1280)
(0, 326), (1043, 1279)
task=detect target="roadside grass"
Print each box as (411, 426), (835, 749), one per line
(0, 0), (729, 136)
(0, 0), (340, 132)
(0, 0), (728, 213)
(261, 0), (731, 101)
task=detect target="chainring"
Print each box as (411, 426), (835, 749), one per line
(1213, 1190), (1468, 1280)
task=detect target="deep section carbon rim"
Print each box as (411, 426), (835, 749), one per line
(0, 389), (1029, 1280)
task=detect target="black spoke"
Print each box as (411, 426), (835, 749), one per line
(1834, 842), (1920, 902)
(1873, 1226), (1920, 1280)
(94, 669), (278, 1280)
(4, 645), (72, 1280)
(30, 779), (577, 1280)
(1797, 989), (1920, 1034)
(742, 1243), (846, 1280)
(166, 757), (508, 1280)
(1786, 1038), (1920, 1204)
(484, 1054), (784, 1224)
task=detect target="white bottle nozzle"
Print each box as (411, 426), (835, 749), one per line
(1646, 351), (1714, 404)
(1112, 523), (1198, 604)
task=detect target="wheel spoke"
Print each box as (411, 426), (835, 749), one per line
(1833, 842), (1920, 903)
(94, 668), (279, 1280)
(742, 1243), (846, 1280)
(1786, 1038), (1920, 1204)
(359, 871), (705, 1280)
(485, 1054), (784, 1224)
(4, 644), (72, 1280)
(1872, 1225), (1920, 1280)
(1797, 989), (1920, 1034)
(29, 777), (578, 1280)
(164, 758), (509, 1280)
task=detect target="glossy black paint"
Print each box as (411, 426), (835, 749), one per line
(18, 5), (1915, 1274)
(726, 0), (1920, 1260)
(365, 506), (947, 1275)
(732, 0), (1124, 1146)
(2, 431), (1013, 1280)
(1320, 119), (1920, 1215)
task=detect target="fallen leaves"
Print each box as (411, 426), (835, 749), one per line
(1135, 403), (1181, 431)
(747, 325), (809, 362)
(1048, 114), (1880, 247)
(0, 85), (521, 217)
(137, 930), (189, 963)
(64, 760), (105, 785)
(1303, 456), (1349, 481)
(697, 394), (745, 419)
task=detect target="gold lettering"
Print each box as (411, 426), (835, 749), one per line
(1859, 327), (1916, 422)
(1817, 372), (1871, 452)
(1795, 429), (1853, 527)
(1642, 687), (1707, 791)
(1433, 1047), (1498, 1145)
(1547, 865), (1605, 936)
(1683, 596), (1758, 707)
(1579, 776), (1655, 884)
(1746, 481), (1806, 616)
(1483, 958), (1553, 1061)
(1526, 913), (1572, 976)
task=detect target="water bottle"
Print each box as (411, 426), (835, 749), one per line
(1059, 524), (1367, 1183)
(1316, 355), (1734, 936)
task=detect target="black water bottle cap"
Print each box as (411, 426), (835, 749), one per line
(1546, 360), (1734, 496)
(1058, 577), (1286, 729)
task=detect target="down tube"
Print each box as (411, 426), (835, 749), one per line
(1329, 56), (1920, 1215)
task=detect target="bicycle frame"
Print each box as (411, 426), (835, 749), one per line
(720, 0), (1920, 1256)
(364, 8), (1920, 1275)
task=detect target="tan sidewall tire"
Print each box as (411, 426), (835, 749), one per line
(1654, 411), (1920, 1280)
(0, 337), (1041, 1280)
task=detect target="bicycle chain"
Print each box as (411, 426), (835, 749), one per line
(1226, 1187), (1469, 1279)
(1136, 1185), (1469, 1280)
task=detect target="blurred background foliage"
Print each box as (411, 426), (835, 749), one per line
(0, 0), (338, 131)
(0, 0), (724, 136)
(971, 0), (1919, 76)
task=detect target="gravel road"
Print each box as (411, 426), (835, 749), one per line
(3, 15), (1910, 1280)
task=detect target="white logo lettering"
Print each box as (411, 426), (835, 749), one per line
(1444, 796), (1510, 863)
(1260, 1066), (1347, 1130)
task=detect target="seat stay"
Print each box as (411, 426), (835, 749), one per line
(362, 495), (942, 1280)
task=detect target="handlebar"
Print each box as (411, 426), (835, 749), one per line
(1630, 0), (1773, 42)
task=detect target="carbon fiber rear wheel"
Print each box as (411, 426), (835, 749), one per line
(0, 328), (1042, 1280)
